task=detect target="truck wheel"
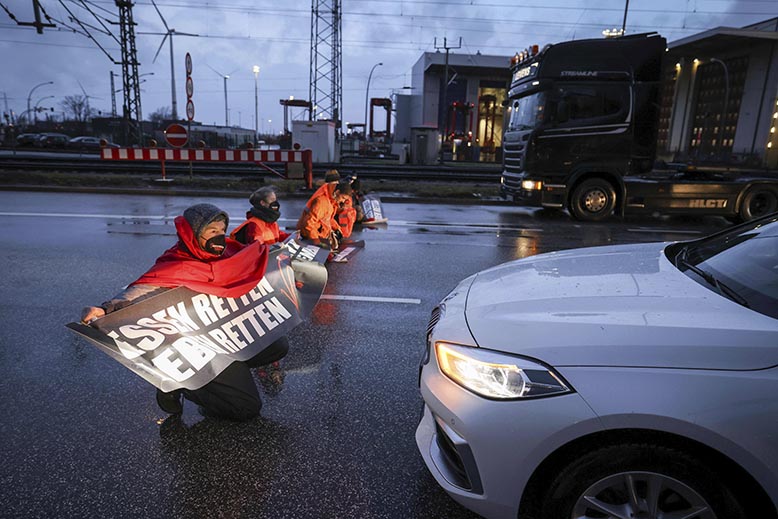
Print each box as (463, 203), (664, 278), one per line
(541, 444), (747, 519)
(739, 187), (778, 222)
(570, 178), (616, 221)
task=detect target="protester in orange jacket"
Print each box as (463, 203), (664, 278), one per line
(336, 195), (357, 238)
(230, 186), (291, 245)
(297, 179), (353, 247)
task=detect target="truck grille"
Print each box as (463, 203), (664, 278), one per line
(503, 141), (525, 174)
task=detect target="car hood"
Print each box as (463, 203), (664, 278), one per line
(465, 242), (778, 370)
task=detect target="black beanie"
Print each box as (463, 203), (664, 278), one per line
(183, 203), (229, 237)
(324, 169), (340, 183)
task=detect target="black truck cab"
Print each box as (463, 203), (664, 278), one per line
(501, 34), (666, 219)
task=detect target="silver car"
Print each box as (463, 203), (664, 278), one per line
(417, 213), (778, 519)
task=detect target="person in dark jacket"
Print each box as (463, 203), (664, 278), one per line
(230, 186), (291, 245)
(81, 203), (288, 421)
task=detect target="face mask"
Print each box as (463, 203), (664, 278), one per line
(203, 234), (226, 255)
(269, 201), (280, 211)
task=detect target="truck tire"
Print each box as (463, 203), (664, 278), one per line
(570, 178), (616, 221)
(739, 187), (778, 222)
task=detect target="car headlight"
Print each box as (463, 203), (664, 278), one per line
(435, 342), (571, 399)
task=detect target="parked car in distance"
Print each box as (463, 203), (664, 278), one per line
(35, 133), (70, 148)
(417, 213), (778, 519)
(15, 133), (40, 147)
(67, 136), (119, 151)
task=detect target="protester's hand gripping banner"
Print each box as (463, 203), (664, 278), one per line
(66, 249), (327, 392)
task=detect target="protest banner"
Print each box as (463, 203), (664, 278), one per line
(360, 195), (388, 224)
(66, 249), (327, 392)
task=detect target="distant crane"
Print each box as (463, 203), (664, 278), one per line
(138, 0), (198, 120)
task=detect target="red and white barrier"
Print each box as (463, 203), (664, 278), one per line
(101, 147), (313, 188)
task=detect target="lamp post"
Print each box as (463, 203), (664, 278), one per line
(253, 65), (260, 142)
(27, 81), (54, 125)
(710, 58), (729, 155)
(364, 62), (383, 140)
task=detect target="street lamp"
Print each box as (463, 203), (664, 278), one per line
(364, 62), (383, 139)
(253, 65), (260, 141)
(710, 58), (729, 154)
(27, 81), (54, 125)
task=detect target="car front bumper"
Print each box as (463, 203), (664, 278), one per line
(416, 359), (600, 519)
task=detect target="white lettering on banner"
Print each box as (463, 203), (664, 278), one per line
(163, 302), (200, 331)
(118, 324), (165, 350)
(107, 330), (144, 359)
(172, 337), (216, 370)
(152, 348), (194, 381)
(192, 293), (218, 326)
(209, 295), (231, 319)
(103, 277), (294, 383)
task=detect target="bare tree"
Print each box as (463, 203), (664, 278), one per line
(148, 106), (172, 124)
(60, 95), (94, 122)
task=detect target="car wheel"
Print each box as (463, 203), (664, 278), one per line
(569, 178), (616, 221)
(541, 444), (746, 519)
(739, 187), (778, 222)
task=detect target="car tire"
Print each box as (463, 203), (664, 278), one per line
(541, 444), (746, 519)
(739, 187), (778, 222)
(569, 178), (616, 221)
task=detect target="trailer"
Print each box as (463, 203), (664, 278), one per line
(500, 33), (778, 222)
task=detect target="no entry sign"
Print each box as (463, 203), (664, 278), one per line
(165, 123), (188, 147)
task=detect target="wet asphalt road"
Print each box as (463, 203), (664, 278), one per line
(0, 191), (731, 518)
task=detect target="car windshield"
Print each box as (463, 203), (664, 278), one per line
(673, 214), (778, 319)
(507, 92), (546, 131)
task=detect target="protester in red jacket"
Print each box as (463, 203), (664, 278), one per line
(230, 186), (291, 245)
(297, 179), (353, 247)
(81, 203), (288, 421)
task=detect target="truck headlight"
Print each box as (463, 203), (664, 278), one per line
(521, 180), (543, 191)
(435, 342), (571, 399)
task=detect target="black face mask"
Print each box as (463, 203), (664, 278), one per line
(203, 234), (226, 255)
(269, 201), (280, 211)
(250, 204), (280, 223)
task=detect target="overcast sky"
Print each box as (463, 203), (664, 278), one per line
(1, 0), (776, 135)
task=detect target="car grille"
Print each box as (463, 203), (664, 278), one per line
(427, 306), (441, 336)
(421, 306), (441, 369)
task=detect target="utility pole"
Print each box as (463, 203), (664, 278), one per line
(435, 36), (461, 163)
(115, 0), (143, 145)
(309, 0), (342, 131)
(110, 71), (117, 117)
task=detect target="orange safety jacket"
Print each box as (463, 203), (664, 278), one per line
(336, 198), (357, 238)
(230, 214), (290, 245)
(297, 184), (341, 242)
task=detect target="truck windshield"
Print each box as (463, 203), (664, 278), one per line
(507, 92), (545, 131)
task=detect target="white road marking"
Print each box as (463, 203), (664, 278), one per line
(388, 219), (542, 232)
(0, 212), (173, 220)
(320, 294), (421, 305)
